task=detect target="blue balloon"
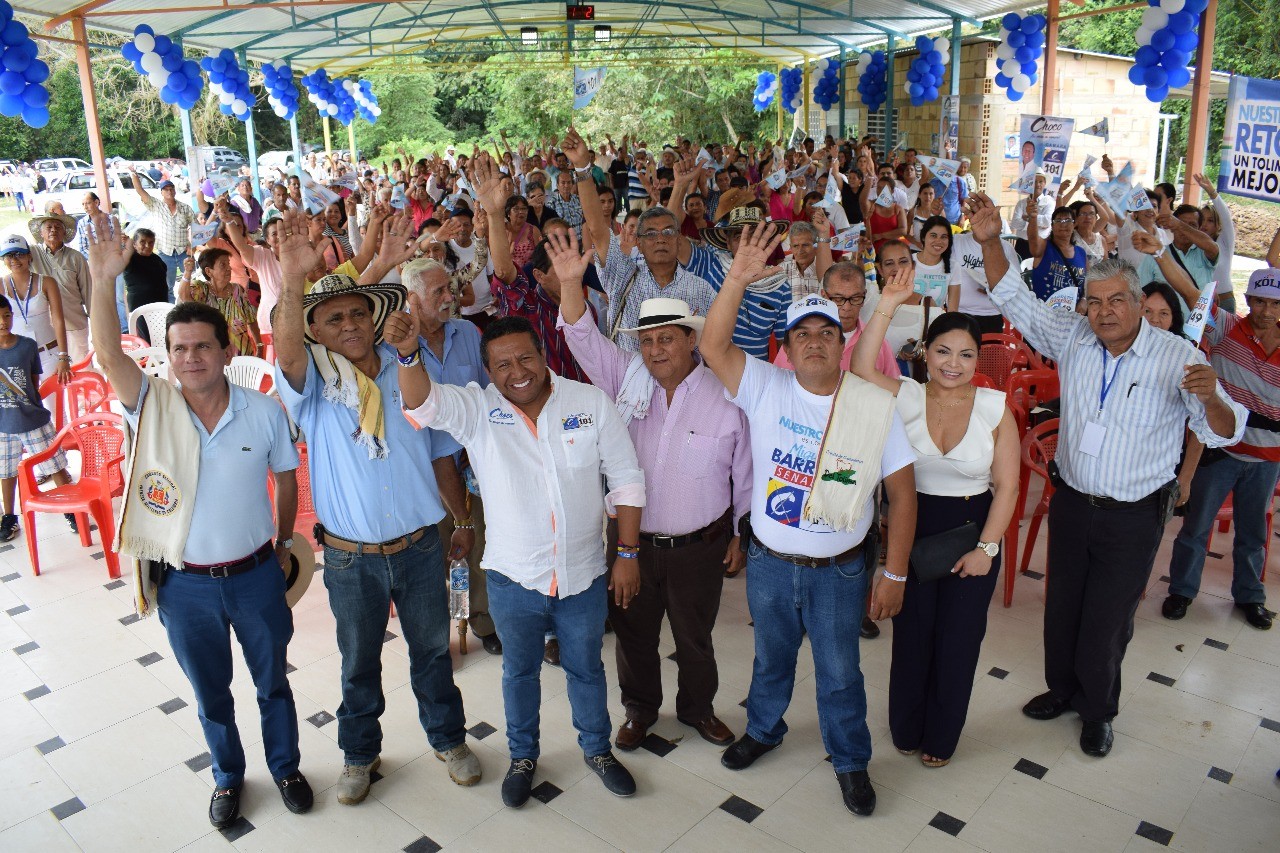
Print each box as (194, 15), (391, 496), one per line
(1025, 31), (1044, 49)
(1169, 11), (1196, 33)
(994, 73), (1011, 88)
(1151, 28), (1175, 52)
(4, 45), (31, 73)
(1146, 84), (1169, 103)
(210, 57), (225, 73)
(200, 57), (212, 70)
(209, 70), (224, 85)
(916, 35), (932, 51)
(183, 60), (200, 79)
(122, 42), (142, 62)
(1007, 30), (1025, 49)
(1022, 61), (1039, 75)
(1016, 46), (1033, 63)
(1002, 13), (1021, 30)
(1032, 14), (1047, 29)
(153, 34), (172, 54)
(925, 50), (940, 65)
(0, 92), (20, 116)
(219, 48), (235, 63)
(1135, 46), (1160, 67)
(161, 52), (181, 72)
(1007, 89), (1024, 102)
(21, 103), (47, 128)
(219, 102), (233, 115)
(168, 72), (187, 92)
(1144, 66), (1168, 88)
(0, 5), (11, 26)
(924, 86), (938, 100)
(873, 50), (884, 60)
(1174, 31), (1198, 53)
(134, 24), (154, 37)
(908, 82), (923, 97)
(1184, 0), (1208, 13)
(0, 20), (25, 47)
(159, 86), (177, 104)
(1021, 16), (1040, 34)
(132, 60), (145, 75)
(1161, 50), (1188, 70)
(0, 69), (22, 95)
(21, 84), (48, 108)
(1167, 66), (1191, 88)
(906, 68), (920, 83)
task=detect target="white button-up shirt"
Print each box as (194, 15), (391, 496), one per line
(406, 372), (646, 597)
(988, 265), (1247, 501)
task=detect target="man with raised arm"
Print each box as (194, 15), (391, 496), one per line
(388, 283), (647, 809)
(85, 212), (310, 829)
(699, 222), (918, 818)
(271, 207), (481, 805)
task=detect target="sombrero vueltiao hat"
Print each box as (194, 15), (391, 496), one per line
(618, 297), (705, 336)
(302, 274), (406, 344)
(279, 532), (316, 608)
(28, 212), (78, 239)
(701, 203), (789, 252)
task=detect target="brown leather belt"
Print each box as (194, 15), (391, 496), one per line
(750, 535), (867, 569)
(315, 524), (428, 556)
(173, 542), (273, 579)
(639, 511), (731, 549)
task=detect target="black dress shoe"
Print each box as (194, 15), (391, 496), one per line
(275, 771), (313, 814)
(480, 633), (503, 655)
(64, 513), (78, 534)
(836, 770), (877, 816)
(501, 758), (537, 808)
(584, 751), (636, 797)
(1080, 720), (1114, 757)
(1162, 594), (1192, 620)
(1237, 603), (1274, 630)
(208, 785), (242, 829)
(1022, 691), (1072, 721)
(860, 616), (880, 639)
(721, 734), (779, 771)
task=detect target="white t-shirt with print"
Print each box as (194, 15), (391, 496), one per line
(730, 357), (914, 557)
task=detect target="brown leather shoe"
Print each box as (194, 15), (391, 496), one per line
(680, 715), (735, 746)
(543, 639), (561, 667)
(615, 719), (648, 751)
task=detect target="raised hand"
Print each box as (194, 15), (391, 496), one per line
(811, 206), (830, 231)
(375, 210), (422, 270)
(85, 212), (133, 283)
(472, 152), (509, 215)
(965, 193), (1003, 244)
(276, 208), (326, 278)
(345, 193), (358, 218)
(724, 222), (785, 287)
(879, 259), (915, 309)
(561, 127), (592, 169)
(544, 228), (595, 284)
(382, 293), (423, 357)
(1100, 153), (1113, 174)
(432, 215), (464, 245)
(1129, 229), (1163, 256)
(673, 155), (698, 184)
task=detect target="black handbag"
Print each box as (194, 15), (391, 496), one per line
(909, 522), (981, 583)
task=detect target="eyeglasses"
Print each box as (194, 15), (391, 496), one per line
(825, 294), (865, 307)
(1052, 218), (1075, 225)
(638, 228), (679, 240)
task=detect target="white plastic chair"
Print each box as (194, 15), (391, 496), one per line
(126, 346), (169, 381)
(127, 302), (173, 343)
(224, 355), (275, 396)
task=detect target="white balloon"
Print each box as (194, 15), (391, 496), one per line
(1136, 26), (1154, 47)
(1160, 0), (1186, 12)
(995, 43), (1015, 61)
(274, 104), (288, 117)
(134, 33), (155, 53)
(998, 27), (1009, 40)
(327, 103), (338, 116)
(1142, 8), (1169, 29)
(219, 91), (234, 105)
(141, 52), (164, 74)
(1001, 57), (1021, 77)
(816, 58), (829, 73)
(371, 105), (381, 116)
(1011, 73), (1031, 93)
(905, 80), (914, 94)
(933, 36), (949, 54)
(232, 98), (247, 113)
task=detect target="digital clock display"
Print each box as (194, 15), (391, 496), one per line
(567, 4), (595, 20)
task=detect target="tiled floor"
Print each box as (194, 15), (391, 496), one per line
(0, 500), (1278, 853)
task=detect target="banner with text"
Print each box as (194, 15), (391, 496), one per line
(1219, 75), (1280, 204)
(573, 66), (607, 110)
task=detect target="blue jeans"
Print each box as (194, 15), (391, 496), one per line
(157, 556), (300, 789)
(157, 250), (187, 301)
(744, 540), (872, 774)
(323, 527), (466, 764)
(485, 569), (610, 760)
(1169, 455), (1280, 605)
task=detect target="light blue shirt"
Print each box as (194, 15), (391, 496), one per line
(419, 320), (489, 463)
(276, 347), (448, 542)
(125, 377), (299, 565)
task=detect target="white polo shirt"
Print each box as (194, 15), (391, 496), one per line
(125, 377), (299, 564)
(406, 372), (646, 597)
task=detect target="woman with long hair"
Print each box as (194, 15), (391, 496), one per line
(852, 263), (1019, 769)
(912, 215), (954, 308)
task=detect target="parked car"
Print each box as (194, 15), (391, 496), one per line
(257, 150), (296, 173)
(34, 158), (92, 181)
(31, 169), (186, 221)
(195, 146), (246, 171)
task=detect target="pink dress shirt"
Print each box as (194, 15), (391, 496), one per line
(559, 311), (753, 536)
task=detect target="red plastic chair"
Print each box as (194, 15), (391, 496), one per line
(268, 442), (319, 552)
(1004, 418), (1059, 606)
(970, 372), (994, 389)
(17, 413), (126, 579)
(260, 332), (275, 366)
(976, 343), (1017, 391)
(982, 332), (1045, 372)
(39, 373), (111, 434)
(1005, 369), (1060, 435)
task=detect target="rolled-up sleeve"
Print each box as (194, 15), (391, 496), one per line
(1182, 348), (1249, 448)
(988, 264), (1079, 363)
(595, 397), (646, 511)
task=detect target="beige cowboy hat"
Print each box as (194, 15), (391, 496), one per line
(27, 212), (78, 239)
(701, 203), (789, 252)
(301, 274), (406, 345)
(618, 297), (705, 336)
(280, 532), (316, 609)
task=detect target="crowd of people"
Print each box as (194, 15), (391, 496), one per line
(3, 124), (1276, 831)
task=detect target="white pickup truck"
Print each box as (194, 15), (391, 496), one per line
(31, 169), (185, 222)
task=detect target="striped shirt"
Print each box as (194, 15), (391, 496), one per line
(685, 243), (790, 360)
(547, 192), (585, 238)
(600, 233), (715, 353)
(988, 265), (1246, 501)
(781, 256), (821, 301)
(140, 196), (198, 256)
(1204, 310), (1280, 462)
(627, 166), (647, 200)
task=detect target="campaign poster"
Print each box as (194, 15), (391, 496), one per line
(1016, 114), (1075, 194)
(1218, 75), (1280, 203)
(939, 96), (960, 159)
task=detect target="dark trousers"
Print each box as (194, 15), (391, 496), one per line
(890, 492), (1000, 760)
(610, 526), (729, 726)
(1044, 487), (1163, 722)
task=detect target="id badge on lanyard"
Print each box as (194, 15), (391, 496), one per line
(1082, 346), (1125, 458)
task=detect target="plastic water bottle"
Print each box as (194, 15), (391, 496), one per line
(448, 558), (470, 619)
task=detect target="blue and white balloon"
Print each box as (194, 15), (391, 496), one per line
(351, 79), (380, 124)
(200, 49), (252, 121)
(856, 50), (888, 113)
(752, 71), (778, 112)
(0, 1), (51, 127)
(778, 66), (804, 115)
(903, 34), (950, 108)
(1134, 0), (1203, 103)
(993, 13), (1044, 103)
(261, 60), (299, 120)
(122, 24), (204, 111)
(812, 58), (841, 112)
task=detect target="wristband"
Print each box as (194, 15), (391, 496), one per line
(881, 569), (907, 582)
(396, 350), (421, 367)
(574, 165), (592, 174)
(453, 522), (475, 531)
(875, 310), (893, 320)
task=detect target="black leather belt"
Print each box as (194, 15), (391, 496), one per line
(640, 513), (730, 549)
(750, 535), (867, 569)
(1062, 483), (1160, 511)
(315, 523), (428, 555)
(173, 542), (273, 579)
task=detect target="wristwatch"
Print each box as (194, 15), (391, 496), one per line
(280, 537), (294, 549)
(977, 541), (999, 558)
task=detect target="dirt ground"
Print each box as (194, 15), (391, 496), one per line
(1224, 199), (1280, 260)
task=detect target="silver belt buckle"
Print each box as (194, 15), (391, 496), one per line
(651, 534), (675, 548)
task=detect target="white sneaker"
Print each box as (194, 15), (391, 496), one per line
(336, 757), (381, 805)
(435, 743), (482, 786)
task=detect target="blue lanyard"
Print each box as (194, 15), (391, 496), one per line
(1098, 345), (1126, 415)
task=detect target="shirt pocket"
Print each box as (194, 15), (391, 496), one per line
(561, 427), (599, 469)
(677, 432), (722, 480)
(1122, 386), (1163, 428)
